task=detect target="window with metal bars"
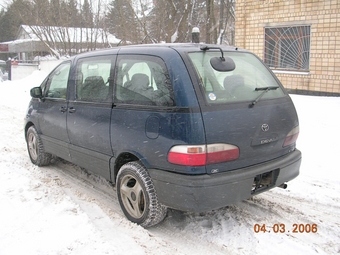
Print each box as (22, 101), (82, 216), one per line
(264, 26), (311, 71)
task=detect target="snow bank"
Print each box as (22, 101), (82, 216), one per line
(0, 72), (339, 254)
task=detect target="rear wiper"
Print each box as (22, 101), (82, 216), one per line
(250, 86), (279, 107)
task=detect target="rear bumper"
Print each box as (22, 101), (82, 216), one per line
(148, 149), (301, 212)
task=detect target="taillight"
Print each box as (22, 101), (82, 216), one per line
(283, 126), (299, 147)
(168, 143), (239, 166)
(206, 144), (240, 164)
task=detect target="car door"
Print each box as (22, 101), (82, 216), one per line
(67, 55), (115, 180)
(111, 54), (179, 171)
(37, 61), (71, 161)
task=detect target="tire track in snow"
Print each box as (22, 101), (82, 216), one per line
(245, 189), (340, 255)
(39, 159), (234, 254)
(36, 160), (188, 254)
(34, 158), (340, 255)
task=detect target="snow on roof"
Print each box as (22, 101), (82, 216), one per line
(19, 25), (121, 45)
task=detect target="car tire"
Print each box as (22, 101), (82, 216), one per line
(116, 161), (167, 228)
(26, 126), (52, 166)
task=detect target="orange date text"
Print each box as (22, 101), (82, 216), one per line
(253, 223), (318, 233)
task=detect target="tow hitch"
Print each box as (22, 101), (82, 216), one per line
(251, 169), (280, 194)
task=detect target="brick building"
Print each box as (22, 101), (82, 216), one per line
(235, 0), (340, 96)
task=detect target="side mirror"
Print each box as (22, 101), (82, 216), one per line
(30, 87), (43, 98)
(210, 56), (235, 72)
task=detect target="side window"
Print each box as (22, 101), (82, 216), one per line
(44, 62), (70, 99)
(115, 55), (175, 106)
(76, 57), (112, 102)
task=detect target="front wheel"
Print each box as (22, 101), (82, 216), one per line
(116, 161), (167, 228)
(26, 126), (51, 166)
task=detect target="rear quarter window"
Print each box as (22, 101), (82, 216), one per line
(114, 55), (175, 107)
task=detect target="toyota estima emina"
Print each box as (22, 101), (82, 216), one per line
(25, 44), (301, 227)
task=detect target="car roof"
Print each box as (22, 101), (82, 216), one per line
(121, 43), (239, 50)
(72, 43), (246, 61)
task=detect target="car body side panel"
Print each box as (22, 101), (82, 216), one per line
(68, 143), (112, 180)
(65, 54), (116, 179)
(110, 107), (207, 174)
(67, 102), (113, 180)
(37, 98), (69, 142)
(110, 50), (207, 175)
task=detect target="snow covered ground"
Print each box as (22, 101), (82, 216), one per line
(1, 71), (339, 255)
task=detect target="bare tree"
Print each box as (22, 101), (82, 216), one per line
(147, 0), (193, 43)
(0, 0), (236, 60)
(223, 0), (235, 45)
(104, 0), (235, 44)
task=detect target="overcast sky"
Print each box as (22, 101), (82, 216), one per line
(0, 0), (8, 10)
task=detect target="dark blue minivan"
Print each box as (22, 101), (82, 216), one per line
(25, 44), (301, 227)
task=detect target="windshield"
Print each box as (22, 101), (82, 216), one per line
(188, 51), (285, 104)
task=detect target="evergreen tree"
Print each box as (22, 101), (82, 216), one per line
(31, 0), (50, 26)
(0, 9), (6, 42)
(68, 0), (81, 27)
(50, 0), (61, 26)
(106, 0), (138, 44)
(0, 0), (33, 42)
(148, 0), (194, 43)
(81, 0), (93, 28)
(59, 0), (71, 27)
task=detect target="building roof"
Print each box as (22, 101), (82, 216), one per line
(18, 25), (121, 45)
(0, 25), (121, 54)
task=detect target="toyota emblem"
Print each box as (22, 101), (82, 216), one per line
(261, 124), (269, 132)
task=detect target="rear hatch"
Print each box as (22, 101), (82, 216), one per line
(187, 48), (299, 174)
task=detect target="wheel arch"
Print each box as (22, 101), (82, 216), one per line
(24, 122), (35, 141)
(111, 152), (143, 183)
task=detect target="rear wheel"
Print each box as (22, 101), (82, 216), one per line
(26, 126), (51, 166)
(116, 161), (167, 228)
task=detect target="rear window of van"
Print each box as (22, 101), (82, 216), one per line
(188, 52), (285, 104)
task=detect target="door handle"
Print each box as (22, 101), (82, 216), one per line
(68, 107), (76, 113)
(59, 106), (67, 113)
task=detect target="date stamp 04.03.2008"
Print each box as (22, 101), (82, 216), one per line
(253, 223), (318, 234)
